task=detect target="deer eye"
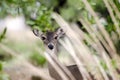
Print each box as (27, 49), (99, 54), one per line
(54, 35), (58, 39)
(60, 28), (63, 32)
(41, 35), (46, 40)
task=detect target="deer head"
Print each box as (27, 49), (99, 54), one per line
(33, 28), (65, 50)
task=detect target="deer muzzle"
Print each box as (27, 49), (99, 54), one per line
(48, 43), (54, 50)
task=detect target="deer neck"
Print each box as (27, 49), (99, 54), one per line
(45, 43), (62, 79)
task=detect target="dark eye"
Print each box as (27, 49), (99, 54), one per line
(60, 28), (63, 32)
(54, 35), (58, 39)
(41, 36), (46, 40)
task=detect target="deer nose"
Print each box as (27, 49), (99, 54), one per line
(48, 43), (54, 50)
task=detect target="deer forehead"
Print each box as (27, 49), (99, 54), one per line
(45, 31), (56, 41)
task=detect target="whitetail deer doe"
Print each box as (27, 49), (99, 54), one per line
(33, 28), (83, 80)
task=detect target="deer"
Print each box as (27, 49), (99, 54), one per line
(33, 28), (83, 80)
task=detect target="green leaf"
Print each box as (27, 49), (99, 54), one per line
(0, 28), (7, 42)
(30, 52), (46, 66)
(111, 59), (117, 68)
(100, 60), (108, 70)
(26, 20), (36, 26)
(0, 62), (3, 71)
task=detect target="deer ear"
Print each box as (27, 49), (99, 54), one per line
(33, 29), (42, 37)
(56, 28), (65, 38)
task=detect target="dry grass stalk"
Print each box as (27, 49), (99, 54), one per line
(59, 38), (89, 80)
(0, 43), (52, 80)
(79, 15), (120, 80)
(80, 0), (117, 59)
(70, 23), (109, 80)
(93, 56), (109, 80)
(36, 45), (76, 80)
(79, 16), (120, 68)
(44, 50), (76, 80)
(80, 0), (120, 74)
(70, 22), (110, 80)
(108, 0), (120, 20)
(102, 52), (119, 80)
(80, 18), (111, 80)
(52, 13), (105, 80)
(102, 0), (120, 37)
(52, 11), (120, 80)
(52, 13), (94, 80)
(44, 52), (70, 80)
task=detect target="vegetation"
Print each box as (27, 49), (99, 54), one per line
(0, 0), (120, 80)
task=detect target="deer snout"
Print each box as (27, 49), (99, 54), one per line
(48, 43), (54, 50)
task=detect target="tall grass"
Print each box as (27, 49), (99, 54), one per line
(0, 0), (120, 80)
(50, 0), (120, 80)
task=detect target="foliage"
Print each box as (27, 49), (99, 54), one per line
(0, 27), (9, 80)
(0, 62), (3, 71)
(30, 51), (46, 66)
(0, 28), (7, 43)
(113, 0), (120, 11)
(26, 6), (56, 32)
(100, 60), (108, 70)
(0, 62), (10, 80)
(0, 0), (57, 32)
(0, 0), (119, 33)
